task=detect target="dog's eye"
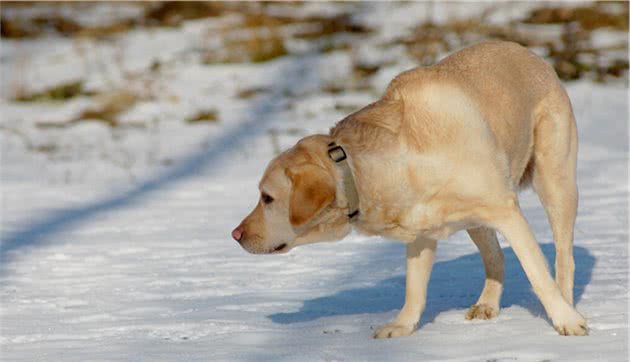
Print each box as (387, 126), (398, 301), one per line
(261, 192), (274, 204)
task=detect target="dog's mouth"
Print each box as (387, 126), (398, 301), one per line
(270, 243), (288, 254)
(242, 242), (289, 255)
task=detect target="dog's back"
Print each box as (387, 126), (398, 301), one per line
(384, 41), (572, 188)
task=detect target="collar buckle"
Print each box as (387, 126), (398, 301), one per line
(327, 143), (347, 162)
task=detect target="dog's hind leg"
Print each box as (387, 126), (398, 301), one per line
(374, 236), (437, 338)
(490, 201), (586, 335)
(531, 93), (579, 305)
(465, 227), (504, 320)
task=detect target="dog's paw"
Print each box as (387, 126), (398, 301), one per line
(465, 303), (499, 320)
(373, 323), (415, 339)
(553, 310), (588, 336)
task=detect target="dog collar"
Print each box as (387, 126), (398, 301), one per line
(327, 142), (360, 222)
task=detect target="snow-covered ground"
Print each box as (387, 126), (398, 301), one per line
(1, 2), (628, 361)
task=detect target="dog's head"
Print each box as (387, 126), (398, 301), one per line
(232, 135), (352, 254)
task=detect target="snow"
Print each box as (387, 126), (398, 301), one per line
(1, 2), (628, 361)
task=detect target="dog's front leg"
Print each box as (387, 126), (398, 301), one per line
(374, 236), (437, 338)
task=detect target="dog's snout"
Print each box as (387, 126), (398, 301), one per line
(232, 226), (243, 242)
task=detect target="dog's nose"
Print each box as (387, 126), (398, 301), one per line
(232, 227), (243, 242)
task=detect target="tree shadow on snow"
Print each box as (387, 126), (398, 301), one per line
(268, 243), (594, 326)
(0, 54), (322, 273)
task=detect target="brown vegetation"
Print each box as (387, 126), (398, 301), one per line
(186, 109), (219, 124)
(75, 89), (138, 127)
(203, 32), (287, 64)
(14, 81), (84, 102)
(401, 3), (628, 82)
(524, 3), (629, 31)
(236, 87), (270, 99)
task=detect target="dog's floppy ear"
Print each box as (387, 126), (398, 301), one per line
(285, 164), (335, 228)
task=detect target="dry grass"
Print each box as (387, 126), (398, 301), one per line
(1, 12), (132, 39)
(3, 0), (627, 115)
(2, 2), (370, 67)
(143, 1), (223, 27)
(402, 18), (539, 66)
(353, 62), (380, 78)
(200, 6), (294, 64)
(35, 88), (139, 129)
(524, 3), (629, 31)
(320, 40), (352, 53)
(321, 79), (373, 96)
(186, 109), (219, 124)
(1, 2), (227, 39)
(240, 10), (296, 29)
(1, 16), (42, 38)
(14, 81), (84, 102)
(334, 102), (362, 114)
(201, 7), (368, 65)
(75, 89), (138, 127)
(400, 3), (628, 82)
(203, 31), (287, 64)
(293, 14), (371, 39)
(236, 87), (270, 99)
(0, 2), (366, 39)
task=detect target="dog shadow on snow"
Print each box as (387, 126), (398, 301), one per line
(268, 243), (594, 326)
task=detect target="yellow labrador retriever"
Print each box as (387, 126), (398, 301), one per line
(232, 41), (586, 337)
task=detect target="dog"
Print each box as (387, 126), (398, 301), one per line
(232, 41), (586, 338)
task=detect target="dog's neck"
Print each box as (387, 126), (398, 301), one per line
(327, 99), (425, 242)
(327, 142), (360, 222)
